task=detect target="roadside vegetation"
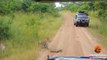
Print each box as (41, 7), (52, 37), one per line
(64, 2), (107, 49)
(0, 0), (63, 60)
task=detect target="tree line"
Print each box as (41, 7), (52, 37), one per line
(64, 2), (107, 21)
(0, 0), (56, 14)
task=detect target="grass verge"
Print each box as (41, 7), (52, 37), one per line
(0, 12), (63, 60)
(88, 11), (107, 49)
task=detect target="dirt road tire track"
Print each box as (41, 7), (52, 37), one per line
(36, 12), (106, 60)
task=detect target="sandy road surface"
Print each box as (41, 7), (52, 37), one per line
(36, 12), (106, 60)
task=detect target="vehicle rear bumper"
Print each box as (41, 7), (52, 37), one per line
(77, 21), (89, 25)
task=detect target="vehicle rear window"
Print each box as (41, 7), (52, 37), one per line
(78, 13), (86, 15)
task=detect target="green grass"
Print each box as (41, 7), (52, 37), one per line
(88, 11), (107, 49)
(0, 12), (63, 60)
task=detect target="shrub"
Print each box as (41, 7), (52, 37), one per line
(0, 21), (10, 41)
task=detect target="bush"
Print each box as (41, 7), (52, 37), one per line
(0, 21), (10, 41)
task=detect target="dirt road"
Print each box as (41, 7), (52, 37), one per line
(36, 12), (106, 60)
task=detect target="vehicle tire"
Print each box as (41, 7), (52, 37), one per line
(76, 23), (78, 27)
(86, 23), (89, 27)
(74, 23), (76, 25)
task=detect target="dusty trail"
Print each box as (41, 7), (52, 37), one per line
(36, 12), (106, 60)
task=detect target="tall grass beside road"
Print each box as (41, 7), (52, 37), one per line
(88, 11), (107, 49)
(0, 12), (63, 60)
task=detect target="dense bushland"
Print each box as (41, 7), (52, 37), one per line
(0, 0), (57, 14)
(0, 0), (59, 42)
(0, 0), (63, 60)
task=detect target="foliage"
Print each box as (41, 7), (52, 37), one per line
(0, 12), (62, 59)
(0, 1), (61, 60)
(0, 21), (9, 40)
(0, 0), (57, 14)
(64, 2), (107, 21)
